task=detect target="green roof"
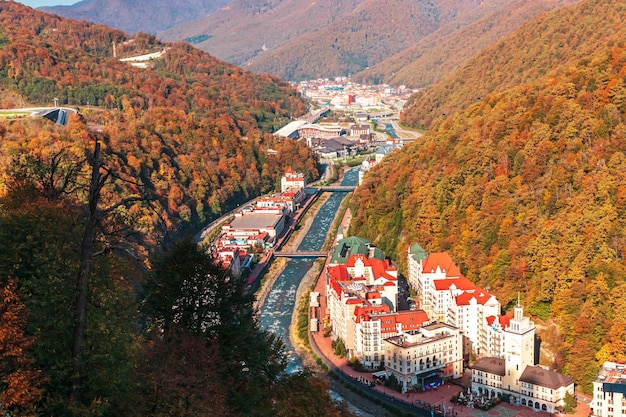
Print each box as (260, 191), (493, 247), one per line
(409, 243), (428, 262)
(330, 236), (370, 264)
(370, 247), (385, 261)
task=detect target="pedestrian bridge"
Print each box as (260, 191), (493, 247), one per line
(273, 251), (328, 258)
(318, 186), (356, 192)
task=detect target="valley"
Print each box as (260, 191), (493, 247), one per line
(2, 0), (626, 416)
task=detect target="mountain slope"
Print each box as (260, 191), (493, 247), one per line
(352, 0), (577, 88)
(162, 0), (493, 81)
(0, 1), (317, 244)
(349, 0), (626, 392)
(400, 0), (624, 128)
(39, 0), (232, 35)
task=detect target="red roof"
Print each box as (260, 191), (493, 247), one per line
(422, 252), (461, 277)
(433, 275), (475, 291)
(376, 310), (431, 334)
(328, 264), (350, 297)
(365, 291), (382, 300)
(455, 289), (495, 306)
(395, 310), (430, 330)
(346, 254), (397, 281)
(353, 304), (391, 323)
(487, 313), (513, 329)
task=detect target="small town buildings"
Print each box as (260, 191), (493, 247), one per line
(221, 210), (286, 247)
(591, 362), (626, 417)
(350, 124), (371, 137)
(281, 167), (306, 192)
(211, 169), (308, 270)
(212, 246), (247, 277)
(307, 136), (356, 159)
(384, 322), (463, 393)
(375, 141), (404, 163)
(274, 120), (306, 139)
(358, 158), (377, 185)
(298, 123), (346, 139)
(354, 111), (368, 121)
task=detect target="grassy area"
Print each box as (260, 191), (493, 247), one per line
(0, 110), (32, 118)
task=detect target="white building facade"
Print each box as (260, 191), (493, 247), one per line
(384, 322), (463, 393)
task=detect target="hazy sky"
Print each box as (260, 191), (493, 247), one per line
(16, 0), (79, 8)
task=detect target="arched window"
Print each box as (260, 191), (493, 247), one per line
(535, 402), (540, 409)
(521, 399), (527, 406)
(542, 404), (547, 411)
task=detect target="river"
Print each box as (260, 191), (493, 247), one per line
(259, 168), (359, 373)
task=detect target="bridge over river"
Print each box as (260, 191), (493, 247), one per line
(315, 185), (356, 192)
(273, 250), (328, 258)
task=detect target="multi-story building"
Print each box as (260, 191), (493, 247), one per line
(518, 366), (575, 412)
(281, 167), (307, 192)
(350, 124), (371, 137)
(411, 251), (462, 318)
(354, 308), (430, 368)
(450, 288), (500, 355)
(591, 362), (626, 417)
(470, 302), (574, 411)
(408, 246), (503, 357)
(326, 254), (399, 354)
(483, 314), (512, 359)
(407, 243), (428, 291)
(384, 322), (463, 393)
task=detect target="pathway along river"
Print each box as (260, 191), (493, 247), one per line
(259, 168), (359, 373)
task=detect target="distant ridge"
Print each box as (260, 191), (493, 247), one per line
(352, 0), (579, 88)
(39, 0), (233, 35)
(162, 0), (576, 83)
(161, 0), (490, 81)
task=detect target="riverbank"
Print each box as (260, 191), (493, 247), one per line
(253, 192), (331, 312)
(290, 203), (392, 417)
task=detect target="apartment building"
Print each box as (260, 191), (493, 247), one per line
(592, 362), (626, 417)
(384, 322), (463, 393)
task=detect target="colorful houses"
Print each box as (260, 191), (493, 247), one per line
(211, 169), (307, 276)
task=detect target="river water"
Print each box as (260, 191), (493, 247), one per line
(259, 168), (359, 373)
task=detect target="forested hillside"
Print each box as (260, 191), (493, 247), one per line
(0, 1), (318, 245)
(162, 0), (492, 81)
(400, 0), (625, 129)
(350, 0), (626, 392)
(351, 0), (577, 88)
(0, 4), (342, 416)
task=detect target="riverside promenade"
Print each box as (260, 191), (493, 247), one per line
(307, 211), (591, 417)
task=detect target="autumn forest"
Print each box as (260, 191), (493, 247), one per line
(2, 0), (626, 414)
(350, 0), (626, 394)
(0, 2), (347, 416)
